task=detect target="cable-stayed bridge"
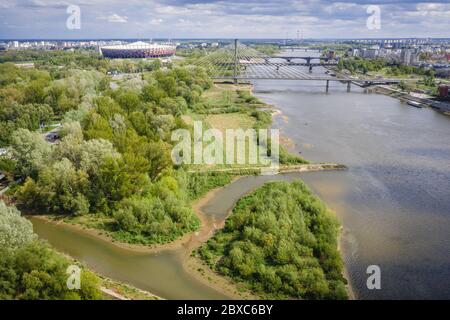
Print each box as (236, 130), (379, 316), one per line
(192, 40), (417, 92)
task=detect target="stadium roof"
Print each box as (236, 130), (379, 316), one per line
(101, 41), (175, 50)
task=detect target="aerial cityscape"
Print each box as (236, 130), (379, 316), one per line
(0, 0), (449, 309)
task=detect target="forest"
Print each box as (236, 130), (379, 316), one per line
(198, 181), (348, 300)
(0, 56), (229, 245)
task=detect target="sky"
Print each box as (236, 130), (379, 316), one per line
(1, 0), (450, 39)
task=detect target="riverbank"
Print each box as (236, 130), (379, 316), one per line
(183, 182), (259, 300)
(30, 215), (195, 254)
(187, 163), (347, 175)
(337, 227), (356, 300)
(374, 85), (450, 114)
(328, 66), (450, 115)
(99, 276), (163, 300)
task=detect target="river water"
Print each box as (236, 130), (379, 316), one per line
(251, 50), (450, 299)
(30, 51), (450, 300)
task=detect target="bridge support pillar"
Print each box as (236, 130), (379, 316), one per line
(347, 81), (351, 92)
(309, 64), (313, 73)
(326, 80), (329, 93)
(233, 39), (238, 85)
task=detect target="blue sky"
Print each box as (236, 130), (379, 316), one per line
(1, 0), (450, 39)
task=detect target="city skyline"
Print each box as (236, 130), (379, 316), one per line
(1, 1), (450, 39)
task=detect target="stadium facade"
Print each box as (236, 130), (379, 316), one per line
(100, 41), (176, 59)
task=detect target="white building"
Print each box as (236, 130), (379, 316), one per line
(401, 49), (412, 65)
(401, 49), (420, 66)
(362, 48), (379, 59)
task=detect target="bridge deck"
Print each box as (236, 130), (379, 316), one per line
(213, 76), (403, 82)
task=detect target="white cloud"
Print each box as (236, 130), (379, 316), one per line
(149, 18), (163, 25)
(99, 13), (128, 23)
(1, 0), (449, 39)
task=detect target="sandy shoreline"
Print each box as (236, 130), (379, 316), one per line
(338, 227), (356, 300)
(30, 214), (194, 254)
(181, 180), (259, 300)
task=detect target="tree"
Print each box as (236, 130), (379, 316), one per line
(24, 79), (48, 104)
(17, 158), (90, 215)
(141, 84), (166, 104)
(199, 181), (348, 300)
(9, 128), (52, 178)
(0, 201), (36, 250)
(113, 89), (142, 114)
(83, 112), (114, 141)
(143, 140), (172, 181)
(12, 241), (100, 300)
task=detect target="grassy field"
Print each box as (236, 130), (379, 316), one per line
(204, 113), (256, 132)
(182, 83), (307, 173)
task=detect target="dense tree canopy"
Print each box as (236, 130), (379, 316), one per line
(0, 201), (36, 250)
(199, 181), (348, 300)
(0, 59), (214, 245)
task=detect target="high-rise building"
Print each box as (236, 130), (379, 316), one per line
(401, 49), (412, 65)
(401, 48), (420, 66)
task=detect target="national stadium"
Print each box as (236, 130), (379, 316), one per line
(100, 41), (176, 59)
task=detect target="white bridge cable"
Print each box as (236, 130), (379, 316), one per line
(190, 41), (340, 80)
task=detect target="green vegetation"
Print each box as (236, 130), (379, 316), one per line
(185, 84), (307, 169)
(337, 57), (435, 77)
(336, 57), (440, 95)
(1, 48), (306, 247)
(198, 181), (348, 300)
(4, 67), (214, 245)
(0, 53), (240, 246)
(0, 200), (101, 300)
(179, 171), (233, 200)
(250, 45), (280, 56)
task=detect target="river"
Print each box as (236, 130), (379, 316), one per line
(31, 51), (450, 300)
(251, 50), (450, 299)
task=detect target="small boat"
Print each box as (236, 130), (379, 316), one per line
(407, 100), (422, 108)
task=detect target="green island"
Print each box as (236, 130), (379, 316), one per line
(196, 181), (348, 300)
(0, 48), (346, 300)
